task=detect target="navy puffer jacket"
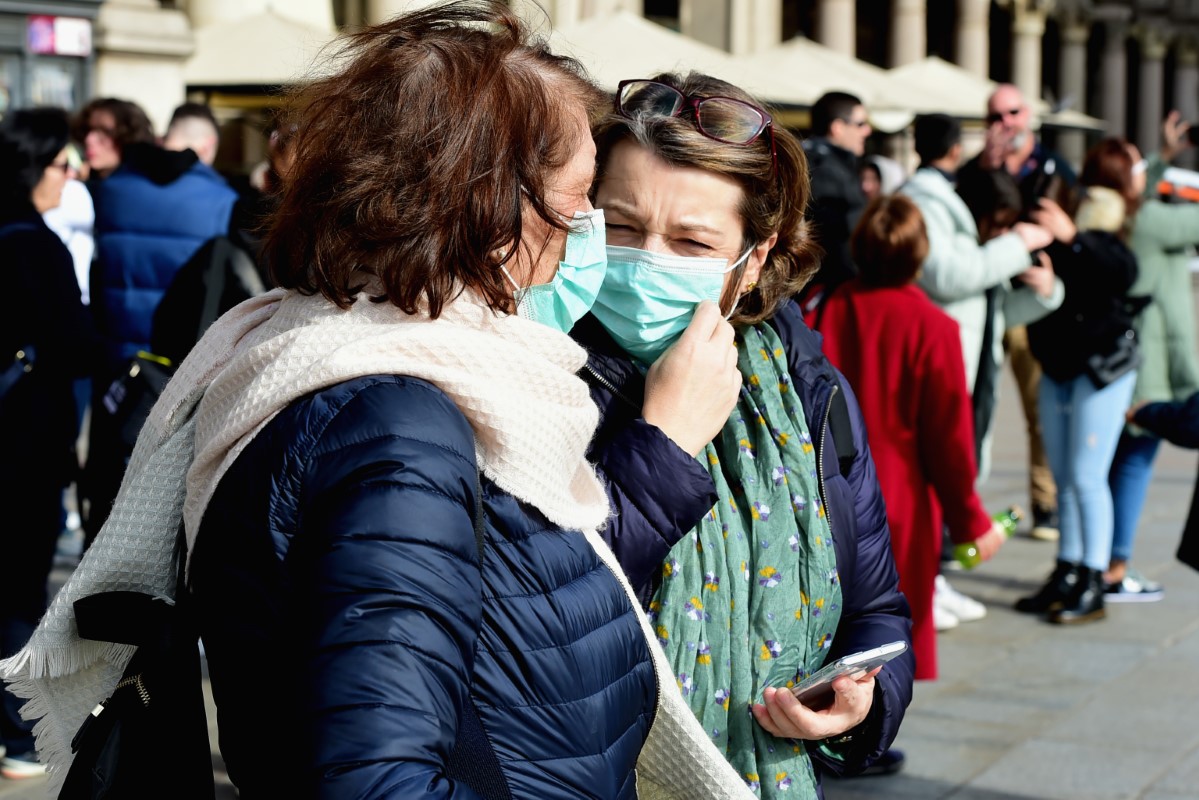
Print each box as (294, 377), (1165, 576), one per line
(573, 301), (914, 786)
(189, 375), (657, 799)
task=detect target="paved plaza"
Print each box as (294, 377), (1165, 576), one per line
(4, 319), (1198, 800)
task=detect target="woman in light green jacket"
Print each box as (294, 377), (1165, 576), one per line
(1108, 113), (1199, 601)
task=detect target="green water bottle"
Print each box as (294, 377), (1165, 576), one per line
(953, 506), (1022, 569)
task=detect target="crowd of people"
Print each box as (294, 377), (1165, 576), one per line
(1, 0), (1197, 796)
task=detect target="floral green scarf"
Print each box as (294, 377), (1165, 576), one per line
(649, 322), (843, 798)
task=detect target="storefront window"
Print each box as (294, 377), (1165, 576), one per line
(30, 57), (78, 110)
(0, 54), (19, 115)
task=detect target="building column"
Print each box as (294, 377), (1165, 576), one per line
(1057, 18), (1089, 167)
(889, 0), (926, 66)
(731, 0), (781, 55)
(1174, 38), (1199, 168)
(1011, 1), (1047, 105)
(94, 0), (194, 132)
(1135, 24), (1169, 152)
(815, 0), (854, 57)
(1097, 9), (1131, 138)
(955, 0), (989, 77)
(191, 0), (335, 31)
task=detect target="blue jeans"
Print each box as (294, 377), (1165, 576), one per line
(1109, 431), (1162, 564)
(1038, 371), (1137, 571)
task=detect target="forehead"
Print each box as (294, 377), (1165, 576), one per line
(989, 88), (1023, 112)
(89, 109), (115, 127)
(598, 140), (744, 216)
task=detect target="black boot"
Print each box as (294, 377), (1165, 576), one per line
(1049, 566), (1107, 624)
(1014, 560), (1079, 613)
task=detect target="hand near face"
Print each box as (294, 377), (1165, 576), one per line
(643, 301), (741, 457)
(1030, 198), (1077, 244)
(1016, 250), (1056, 298)
(752, 668), (879, 740)
(1012, 222), (1054, 252)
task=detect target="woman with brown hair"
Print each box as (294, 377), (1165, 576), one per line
(813, 196), (1006, 681)
(2, 5), (758, 799)
(1016, 138), (1144, 624)
(574, 73), (914, 796)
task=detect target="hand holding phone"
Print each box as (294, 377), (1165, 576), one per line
(790, 640), (908, 708)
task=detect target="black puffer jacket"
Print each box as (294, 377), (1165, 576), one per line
(1028, 231), (1140, 383)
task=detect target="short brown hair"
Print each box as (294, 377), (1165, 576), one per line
(1080, 137), (1141, 218)
(850, 196), (929, 287)
(592, 72), (820, 325)
(73, 98), (154, 151)
(265, 0), (605, 315)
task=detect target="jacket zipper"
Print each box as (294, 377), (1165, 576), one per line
(816, 383), (838, 542)
(582, 363), (641, 412)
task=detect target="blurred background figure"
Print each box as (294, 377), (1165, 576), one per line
(801, 91), (872, 312)
(860, 154), (907, 202)
(73, 97), (155, 182)
(900, 113), (1057, 628)
(81, 100), (237, 543)
(1106, 111), (1199, 602)
(0, 107), (97, 780)
(963, 84), (1078, 543)
(1018, 138), (1145, 625)
(813, 194), (1005, 677)
(163, 102), (221, 166)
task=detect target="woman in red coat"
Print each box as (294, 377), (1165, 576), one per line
(811, 196), (1005, 679)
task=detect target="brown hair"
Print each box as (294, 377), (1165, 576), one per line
(592, 72), (820, 325)
(850, 195), (929, 288)
(73, 98), (154, 151)
(1080, 137), (1141, 218)
(265, 0), (606, 315)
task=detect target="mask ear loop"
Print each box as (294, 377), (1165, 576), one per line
(721, 245), (757, 320)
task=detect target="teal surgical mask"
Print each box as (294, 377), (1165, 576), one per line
(591, 244), (753, 364)
(503, 208), (607, 333)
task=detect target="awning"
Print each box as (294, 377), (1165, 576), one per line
(888, 57), (1106, 131)
(548, 12), (811, 110)
(185, 10), (339, 89)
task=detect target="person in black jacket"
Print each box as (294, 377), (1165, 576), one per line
(0, 108), (97, 779)
(579, 72), (914, 792)
(800, 91), (873, 311)
(1016, 138), (1145, 624)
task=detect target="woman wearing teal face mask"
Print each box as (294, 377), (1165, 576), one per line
(574, 74), (915, 797)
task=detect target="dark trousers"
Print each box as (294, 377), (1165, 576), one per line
(1, 456), (63, 753)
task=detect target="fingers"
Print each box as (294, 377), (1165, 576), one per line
(751, 678), (877, 741)
(677, 300), (722, 345)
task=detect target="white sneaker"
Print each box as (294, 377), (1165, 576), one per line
(933, 602), (959, 631)
(0, 752), (47, 779)
(935, 575), (987, 623)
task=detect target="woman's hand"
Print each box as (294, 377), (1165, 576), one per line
(1126, 400), (1149, 424)
(1162, 110), (1192, 163)
(1016, 250), (1056, 298)
(1030, 199), (1077, 243)
(1012, 222), (1053, 253)
(751, 669), (879, 741)
(643, 301), (742, 457)
(972, 520), (1007, 563)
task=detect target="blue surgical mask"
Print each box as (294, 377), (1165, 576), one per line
(503, 209), (607, 333)
(591, 244), (752, 364)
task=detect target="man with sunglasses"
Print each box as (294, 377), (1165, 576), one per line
(800, 91), (873, 313)
(961, 84), (1078, 544)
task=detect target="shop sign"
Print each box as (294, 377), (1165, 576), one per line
(27, 16), (93, 58)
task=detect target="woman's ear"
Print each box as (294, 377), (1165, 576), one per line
(739, 232), (778, 294)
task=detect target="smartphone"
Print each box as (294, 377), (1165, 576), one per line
(1187, 125), (1199, 146)
(789, 641), (908, 708)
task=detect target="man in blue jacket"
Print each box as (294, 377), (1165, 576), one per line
(83, 110), (236, 540)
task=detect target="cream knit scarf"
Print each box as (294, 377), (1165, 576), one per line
(1, 286), (751, 799)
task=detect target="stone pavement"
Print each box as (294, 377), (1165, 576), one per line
(5, 328), (1199, 800)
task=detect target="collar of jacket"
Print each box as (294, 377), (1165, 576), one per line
(573, 314), (647, 411)
(804, 136), (859, 170)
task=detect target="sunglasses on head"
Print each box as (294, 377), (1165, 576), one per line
(615, 79), (778, 177)
(986, 107), (1023, 125)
